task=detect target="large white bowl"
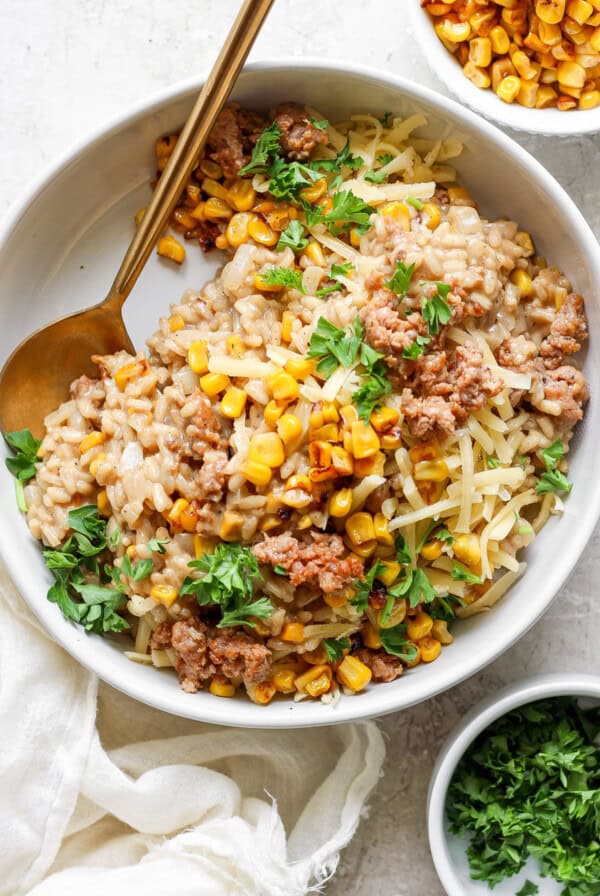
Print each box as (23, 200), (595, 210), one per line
(1, 61), (599, 727)
(410, 2), (600, 136)
(428, 674), (600, 895)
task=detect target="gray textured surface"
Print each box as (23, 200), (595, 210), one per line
(2, 3), (598, 893)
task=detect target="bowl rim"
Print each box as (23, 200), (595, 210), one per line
(1, 58), (600, 727)
(409, 3), (600, 136)
(427, 673), (600, 895)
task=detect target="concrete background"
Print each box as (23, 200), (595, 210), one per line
(1, 2), (598, 893)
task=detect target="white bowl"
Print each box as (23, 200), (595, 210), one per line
(410, 3), (600, 136)
(428, 674), (600, 895)
(1, 61), (599, 727)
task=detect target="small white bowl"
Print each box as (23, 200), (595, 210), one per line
(428, 674), (600, 895)
(410, 2), (600, 136)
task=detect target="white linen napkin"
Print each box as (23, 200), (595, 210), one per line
(0, 561), (385, 896)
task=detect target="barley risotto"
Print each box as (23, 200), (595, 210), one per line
(12, 103), (589, 705)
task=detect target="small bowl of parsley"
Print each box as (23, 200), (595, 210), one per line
(427, 674), (600, 896)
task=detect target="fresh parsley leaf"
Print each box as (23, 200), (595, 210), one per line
(273, 564), (287, 576)
(353, 363), (392, 423)
(238, 121), (282, 176)
(261, 267), (305, 293)
(276, 219), (309, 252)
(268, 156), (321, 202)
(379, 111), (393, 127)
(5, 428), (42, 482)
(147, 536), (169, 554)
(364, 169), (387, 184)
(309, 138), (363, 183)
(315, 262), (354, 299)
(451, 562), (482, 584)
(389, 567), (436, 608)
(351, 560), (386, 613)
(310, 118), (328, 130)
(380, 623), (419, 663)
(323, 637), (350, 663)
(541, 439), (565, 468)
(319, 190), (375, 236)
(132, 558), (154, 581)
(307, 316), (364, 378)
(402, 334), (430, 360)
(422, 282), (452, 335)
(406, 195), (424, 210)
(385, 261), (415, 299)
(108, 528), (122, 550)
(180, 543), (270, 629)
(395, 533), (413, 566)
(377, 152), (394, 166)
(429, 595), (466, 621)
(515, 883), (538, 896)
(416, 519), (454, 553)
(535, 439), (572, 495)
(486, 456), (501, 469)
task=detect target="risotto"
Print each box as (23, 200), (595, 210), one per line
(8, 102), (589, 704)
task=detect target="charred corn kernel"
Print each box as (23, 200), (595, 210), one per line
(150, 584), (178, 607)
(345, 512), (376, 546)
(469, 37), (492, 67)
(157, 235), (186, 264)
(421, 540), (443, 561)
(308, 440), (332, 468)
(285, 474), (312, 493)
(377, 561), (402, 587)
(209, 678), (235, 698)
(273, 666), (297, 693)
(567, 0), (594, 22)
(536, 0), (566, 23)
(225, 211), (252, 248)
(518, 80), (540, 107)
(351, 420), (380, 459)
(324, 589), (350, 608)
(329, 488), (353, 518)
(198, 159), (222, 179)
(227, 178), (256, 211)
(373, 513), (394, 546)
(349, 538), (377, 558)
(172, 208), (198, 230)
(299, 178), (328, 204)
(496, 74), (522, 102)
(421, 201), (442, 230)
(241, 460), (272, 488)
(381, 201), (411, 230)
(204, 197), (233, 222)
(378, 598), (407, 629)
(248, 216), (278, 246)
(167, 498), (189, 524)
(199, 373), (230, 397)
(277, 413), (303, 445)
(312, 423), (339, 442)
(354, 452), (386, 478)
(370, 406), (400, 433)
(97, 490), (110, 517)
(331, 446), (354, 476)
(221, 386), (247, 419)
(179, 508), (198, 532)
(219, 511), (244, 541)
(491, 57), (517, 90)
(264, 400), (284, 427)
(340, 404), (359, 426)
(510, 268), (533, 296)
(306, 670), (333, 698)
(380, 431), (403, 450)
(187, 340), (209, 375)
(169, 313), (185, 332)
(361, 621), (382, 649)
(303, 240), (326, 267)
(453, 533), (481, 567)
(114, 360), (142, 391)
(557, 93), (578, 109)
(268, 370), (299, 402)
(407, 611), (433, 642)
(580, 88), (600, 107)
(558, 60), (587, 86)
(295, 664), (332, 694)
(89, 452), (106, 479)
(285, 357), (315, 379)
(470, 8), (496, 33)
(463, 60), (492, 89)
(134, 207), (146, 226)
(248, 432), (285, 468)
(337, 655), (372, 692)
(413, 458), (449, 482)
(225, 334), (244, 357)
(79, 431), (106, 454)
(194, 535), (215, 558)
(432, 618), (454, 645)
(524, 31), (547, 53)
(281, 622), (305, 643)
(418, 636), (442, 663)
(410, 441), (439, 463)
(281, 311), (294, 343)
(490, 24), (511, 54)
(249, 681), (277, 705)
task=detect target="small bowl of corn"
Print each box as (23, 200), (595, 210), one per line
(411, 0), (600, 135)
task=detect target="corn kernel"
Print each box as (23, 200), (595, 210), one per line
(413, 458), (449, 482)
(407, 611), (433, 641)
(249, 681), (277, 705)
(295, 664), (332, 695)
(169, 313), (185, 332)
(190, 201), (205, 222)
(469, 37), (492, 67)
(241, 460), (272, 488)
(353, 452), (386, 479)
(150, 584), (178, 607)
(199, 372), (230, 397)
(516, 231), (535, 255)
(537, 84), (559, 107)
(349, 229), (361, 247)
(381, 201), (411, 230)
(114, 359), (144, 391)
(567, 0), (593, 23)
(187, 340), (209, 375)
(432, 619), (454, 645)
(285, 357), (315, 380)
(280, 622), (305, 643)
(331, 446), (354, 476)
(215, 234), (228, 250)
(441, 19), (472, 42)
(453, 533), (481, 567)
(373, 512), (394, 546)
(518, 80), (540, 108)
(361, 622), (382, 649)
(447, 186), (472, 203)
(97, 489), (110, 517)
(324, 589), (350, 608)
(329, 488), (353, 518)
(510, 268), (533, 296)
(536, 0), (566, 23)
(376, 560), (401, 586)
(418, 636), (442, 663)
(194, 535), (216, 558)
(248, 432), (285, 468)
(155, 133), (177, 164)
(225, 211), (252, 248)
(557, 94), (578, 109)
(285, 474), (312, 493)
(167, 497), (189, 524)
(277, 413), (303, 445)
(513, 50), (538, 80)
(340, 404), (359, 426)
(558, 60), (587, 86)
(157, 235), (186, 264)
(490, 24), (511, 54)
(89, 452), (105, 479)
(221, 386), (247, 419)
(496, 74), (522, 103)
(268, 370), (300, 402)
(580, 88), (600, 108)
(345, 512), (376, 546)
(281, 311), (294, 343)
(380, 431), (403, 450)
(336, 656), (372, 692)
(349, 538), (378, 558)
(370, 406), (400, 433)
(227, 178), (256, 212)
(421, 201), (442, 230)
(308, 440), (332, 469)
(273, 666), (298, 693)
(421, 540), (443, 561)
(491, 58), (517, 91)
(219, 511), (244, 541)
(351, 420), (380, 459)
(79, 431), (107, 455)
(264, 400), (284, 427)
(303, 241), (326, 267)
(259, 514), (281, 532)
(204, 197), (233, 221)
(209, 677), (235, 698)
(299, 177), (328, 204)
(248, 216), (278, 246)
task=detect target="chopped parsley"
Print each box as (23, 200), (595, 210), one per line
(429, 594), (467, 621)
(516, 883), (539, 896)
(379, 111), (393, 127)
(180, 543), (271, 628)
(273, 564), (287, 576)
(364, 169), (387, 184)
(395, 533), (413, 566)
(535, 439), (572, 495)
(310, 118), (328, 130)
(351, 560), (386, 613)
(307, 317), (365, 378)
(416, 520), (454, 553)
(447, 697), (600, 893)
(377, 152), (394, 166)
(268, 156), (321, 202)
(315, 261), (355, 298)
(120, 554), (154, 582)
(323, 636), (350, 662)
(402, 334), (430, 360)
(486, 456), (501, 469)
(261, 267), (305, 293)
(380, 623), (419, 663)
(385, 261), (415, 300)
(421, 282), (452, 335)
(238, 121), (282, 176)
(277, 219), (309, 252)
(147, 536), (169, 554)
(353, 363), (392, 423)
(318, 189), (375, 236)
(5, 428), (42, 482)
(451, 562), (482, 584)
(406, 195), (424, 210)
(309, 138), (364, 188)
(389, 567), (436, 609)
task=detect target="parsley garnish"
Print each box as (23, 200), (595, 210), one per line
(395, 533), (413, 566)
(268, 156), (321, 202)
(402, 334), (431, 360)
(451, 562), (482, 584)
(307, 317), (365, 378)
(389, 567), (436, 609)
(536, 440), (572, 495)
(429, 594), (467, 621)
(447, 697), (600, 892)
(379, 111), (393, 127)
(5, 428), (42, 482)
(180, 543), (271, 628)
(406, 195), (424, 210)
(422, 282), (452, 335)
(486, 456), (501, 469)
(351, 560), (386, 613)
(310, 118), (328, 130)
(380, 623), (419, 663)
(315, 262), (355, 298)
(323, 636), (350, 662)
(238, 121), (282, 176)
(364, 169), (387, 184)
(318, 190), (375, 236)
(147, 536), (169, 554)
(377, 152), (394, 166)
(277, 219), (309, 252)
(261, 267), (305, 293)
(416, 520), (454, 553)
(516, 883), (539, 896)
(273, 564), (287, 576)
(385, 261), (415, 299)
(309, 138), (363, 188)
(353, 364), (392, 423)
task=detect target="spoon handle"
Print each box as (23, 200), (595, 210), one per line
(107, 0), (275, 308)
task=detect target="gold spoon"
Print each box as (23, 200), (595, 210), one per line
(0, 0), (274, 439)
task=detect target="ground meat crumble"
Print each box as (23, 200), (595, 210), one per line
(252, 532), (364, 593)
